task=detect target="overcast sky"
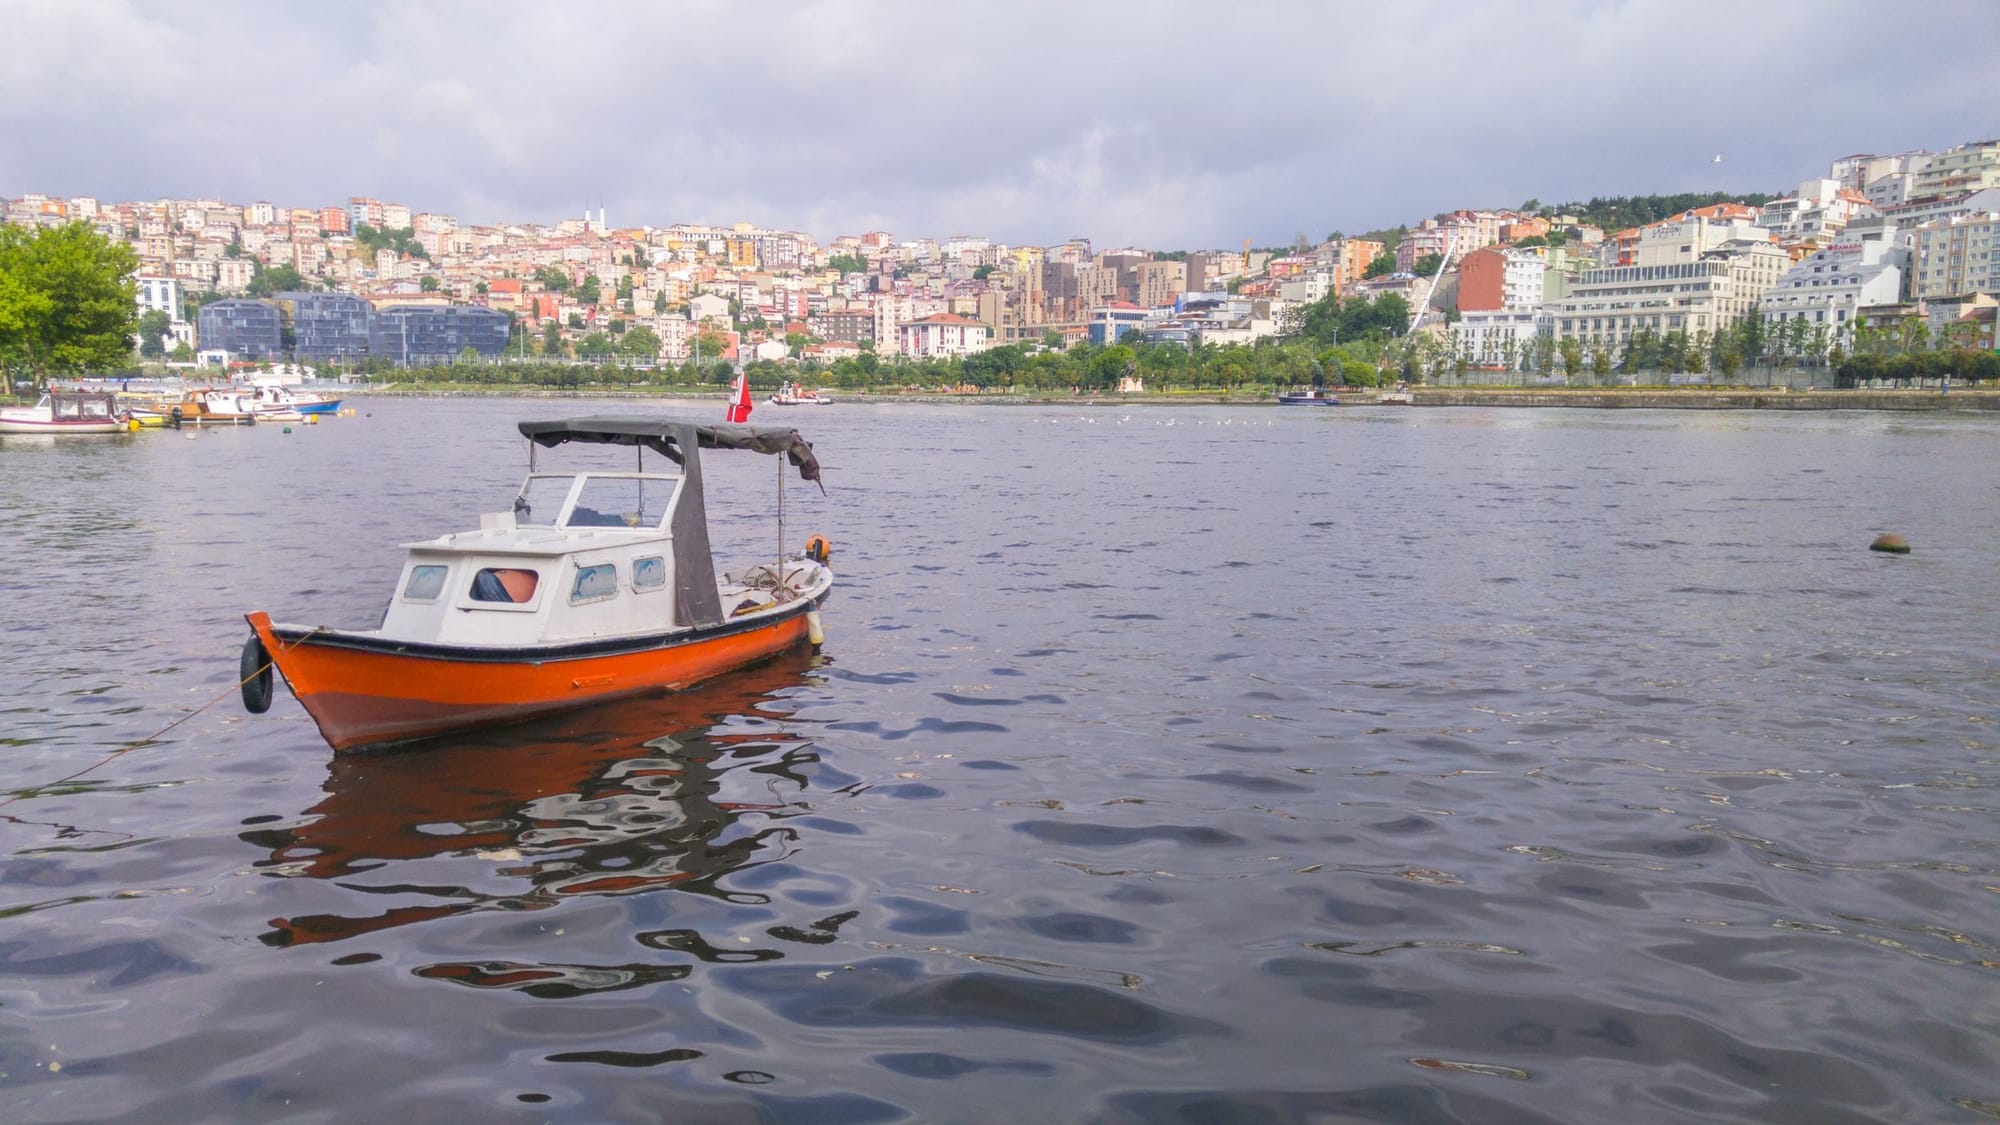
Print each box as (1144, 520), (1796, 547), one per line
(3, 0), (1996, 250)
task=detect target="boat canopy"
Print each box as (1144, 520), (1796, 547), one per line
(518, 417), (820, 485)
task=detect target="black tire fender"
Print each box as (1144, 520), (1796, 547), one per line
(240, 634), (274, 714)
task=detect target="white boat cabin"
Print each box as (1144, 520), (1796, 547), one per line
(380, 470), (694, 647)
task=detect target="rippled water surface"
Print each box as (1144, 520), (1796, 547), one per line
(3, 398), (1997, 1122)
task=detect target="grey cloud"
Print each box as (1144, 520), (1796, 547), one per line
(2, 0), (1995, 247)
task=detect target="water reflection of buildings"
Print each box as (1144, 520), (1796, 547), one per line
(243, 652), (823, 951)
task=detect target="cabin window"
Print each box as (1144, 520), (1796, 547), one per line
(512, 475), (576, 527)
(632, 556), (665, 591)
(571, 563), (618, 603)
(403, 565), (448, 601)
(564, 477), (672, 529)
(471, 567), (540, 603)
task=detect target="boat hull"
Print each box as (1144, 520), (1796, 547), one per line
(0, 416), (130, 434)
(247, 597), (827, 752)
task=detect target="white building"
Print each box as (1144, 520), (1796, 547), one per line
(1756, 179), (1877, 244)
(1552, 241), (1790, 350)
(1829, 151), (1931, 194)
(897, 313), (990, 358)
(1759, 220), (1910, 340)
(1455, 308), (1546, 369)
(135, 274), (183, 317)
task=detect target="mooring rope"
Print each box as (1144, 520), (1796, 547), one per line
(0, 628), (322, 813)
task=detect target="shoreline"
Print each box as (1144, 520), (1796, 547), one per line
(333, 384), (2000, 412)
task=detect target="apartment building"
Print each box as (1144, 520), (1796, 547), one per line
(1456, 246), (1546, 312)
(1137, 260), (1186, 309)
(1912, 211), (2000, 299)
(1909, 139), (2000, 201)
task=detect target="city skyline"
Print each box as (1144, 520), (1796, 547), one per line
(3, 1), (1998, 248)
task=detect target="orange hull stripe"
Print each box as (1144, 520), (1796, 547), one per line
(247, 611), (810, 751)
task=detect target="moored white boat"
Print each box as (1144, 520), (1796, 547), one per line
(241, 416), (833, 753)
(250, 384), (339, 417)
(0, 390), (132, 435)
(1277, 387), (1338, 406)
(768, 381), (832, 405)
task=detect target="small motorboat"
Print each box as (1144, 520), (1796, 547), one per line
(1276, 387), (1338, 406)
(241, 416), (833, 753)
(250, 384), (340, 417)
(130, 388), (260, 426)
(0, 390), (132, 435)
(768, 381), (832, 406)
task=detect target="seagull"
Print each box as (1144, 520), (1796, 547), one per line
(1712, 154), (1723, 164)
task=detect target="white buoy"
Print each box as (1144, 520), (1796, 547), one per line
(806, 610), (824, 646)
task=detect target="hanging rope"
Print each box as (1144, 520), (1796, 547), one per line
(0, 628), (322, 812)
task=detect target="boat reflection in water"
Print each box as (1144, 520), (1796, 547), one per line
(245, 651), (826, 967)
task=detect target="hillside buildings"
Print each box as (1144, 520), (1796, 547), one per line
(1759, 218), (1910, 334)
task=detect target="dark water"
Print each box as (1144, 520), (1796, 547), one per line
(2, 398), (1996, 1123)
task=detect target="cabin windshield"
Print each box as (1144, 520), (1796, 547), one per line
(510, 472), (677, 530)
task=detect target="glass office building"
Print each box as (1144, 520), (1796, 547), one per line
(196, 299), (283, 360)
(370, 305), (511, 366)
(278, 292), (374, 368)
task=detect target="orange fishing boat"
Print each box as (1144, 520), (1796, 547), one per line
(240, 416), (832, 752)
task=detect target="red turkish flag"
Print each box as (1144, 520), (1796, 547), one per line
(726, 371), (752, 423)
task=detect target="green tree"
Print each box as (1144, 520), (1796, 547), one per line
(246, 263), (307, 297)
(169, 340), (193, 363)
(1363, 251), (1398, 279)
(577, 275), (602, 305)
(0, 221), (140, 390)
(1041, 329), (1064, 350)
(419, 275), (440, 293)
(536, 265), (571, 293)
(1734, 307), (1766, 362)
(542, 320), (565, 357)
(1411, 253), (1444, 278)
(136, 308), (171, 359)
(654, 290), (668, 315)
(619, 325), (661, 360)
(828, 253), (867, 274)
(1558, 336), (1583, 379)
